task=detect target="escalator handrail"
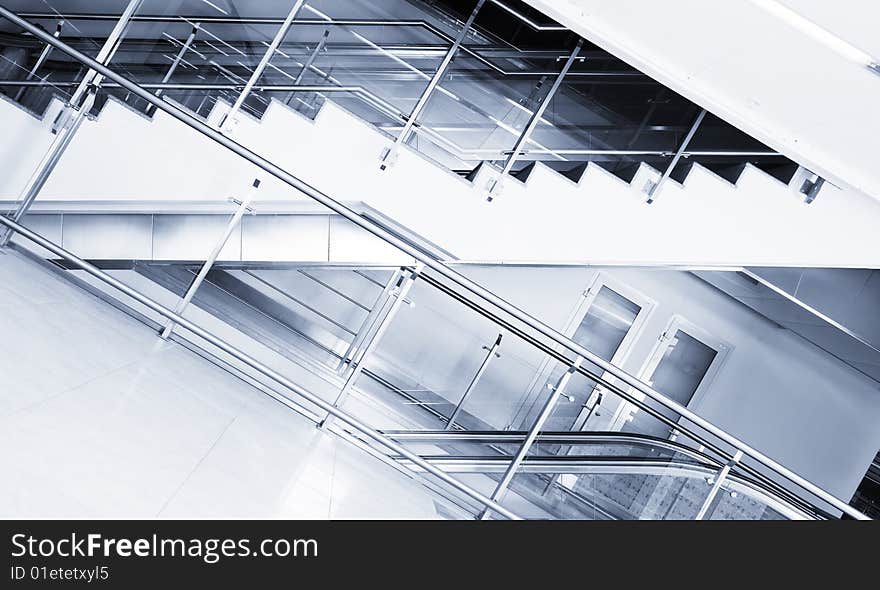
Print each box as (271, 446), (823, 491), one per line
(394, 454), (817, 520)
(384, 429), (831, 519)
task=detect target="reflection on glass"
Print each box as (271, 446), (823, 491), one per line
(623, 329), (716, 438)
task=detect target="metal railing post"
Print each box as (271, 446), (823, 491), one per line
(446, 333), (502, 430)
(7, 10), (865, 520)
(13, 20), (63, 102)
(695, 450), (743, 520)
(644, 108), (707, 203)
(479, 356), (582, 519)
(219, 0), (306, 131)
(146, 22), (200, 115)
(336, 268), (403, 374)
(284, 27), (329, 108)
(0, 0), (142, 247)
(486, 39), (583, 199)
(160, 178), (260, 339)
(320, 264), (423, 428)
(69, 0), (144, 107)
(379, 0), (486, 170)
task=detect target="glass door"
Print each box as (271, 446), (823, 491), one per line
(539, 277), (651, 431)
(618, 316), (730, 439)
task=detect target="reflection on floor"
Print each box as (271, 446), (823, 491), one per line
(0, 250), (449, 519)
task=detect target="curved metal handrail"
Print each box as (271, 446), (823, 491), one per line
(385, 429), (714, 462)
(0, 7), (867, 520)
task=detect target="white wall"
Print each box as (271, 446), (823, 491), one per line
(605, 268), (880, 501)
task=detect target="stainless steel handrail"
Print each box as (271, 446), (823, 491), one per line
(15, 12), (586, 77)
(0, 7), (867, 520)
(0, 214), (521, 521)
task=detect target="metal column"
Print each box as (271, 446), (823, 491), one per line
(480, 357), (582, 519)
(644, 108), (707, 203)
(0, 0), (142, 247)
(320, 264), (423, 428)
(13, 20), (63, 102)
(160, 178), (261, 339)
(379, 0), (486, 169)
(487, 39), (583, 199)
(219, 0), (306, 131)
(446, 334), (502, 430)
(695, 450), (743, 520)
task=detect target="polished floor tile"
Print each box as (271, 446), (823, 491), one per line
(0, 251), (454, 519)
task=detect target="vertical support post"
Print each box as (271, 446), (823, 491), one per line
(69, 0), (144, 108)
(160, 178), (261, 339)
(13, 20), (63, 102)
(146, 23), (200, 115)
(285, 28), (330, 108)
(379, 0), (486, 170)
(486, 39), (583, 199)
(644, 108), (706, 203)
(294, 29), (329, 84)
(480, 356), (582, 519)
(695, 450), (743, 520)
(446, 333), (502, 430)
(219, 0), (305, 131)
(336, 268), (403, 374)
(320, 264), (423, 429)
(0, 0), (142, 247)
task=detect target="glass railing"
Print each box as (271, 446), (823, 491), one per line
(38, 252), (838, 520)
(0, 4), (867, 520)
(2, 0), (792, 184)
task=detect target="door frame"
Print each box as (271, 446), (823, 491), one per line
(607, 314), (732, 433)
(511, 272), (655, 430)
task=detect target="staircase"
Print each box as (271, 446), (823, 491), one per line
(4, 90), (880, 268)
(0, 5), (873, 520)
(525, 0), (880, 201)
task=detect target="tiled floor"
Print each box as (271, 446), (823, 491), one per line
(0, 250), (450, 518)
